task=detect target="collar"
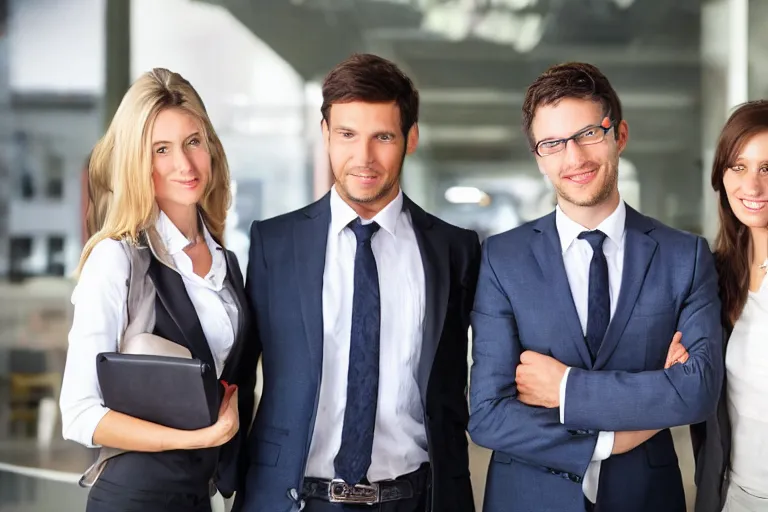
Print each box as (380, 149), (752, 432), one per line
(155, 209), (221, 256)
(329, 185), (403, 237)
(555, 198), (626, 254)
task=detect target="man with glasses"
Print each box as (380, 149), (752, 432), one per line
(468, 62), (723, 512)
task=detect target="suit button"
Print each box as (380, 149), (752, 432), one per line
(568, 473), (582, 484)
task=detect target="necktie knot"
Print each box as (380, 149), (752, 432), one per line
(349, 218), (380, 244)
(578, 230), (608, 252)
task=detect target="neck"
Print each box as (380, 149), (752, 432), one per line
(338, 184), (401, 220)
(750, 227), (768, 266)
(558, 190), (621, 230)
(159, 202), (199, 240)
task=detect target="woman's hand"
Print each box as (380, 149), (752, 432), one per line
(204, 383), (240, 448)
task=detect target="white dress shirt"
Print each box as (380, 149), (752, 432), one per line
(60, 211), (237, 448)
(305, 186), (429, 482)
(725, 280), (768, 498)
(556, 200), (625, 503)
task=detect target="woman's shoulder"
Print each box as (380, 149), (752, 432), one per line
(86, 238), (132, 272)
(75, 238), (132, 300)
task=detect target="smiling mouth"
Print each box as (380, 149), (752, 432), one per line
(740, 198), (768, 211)
(175, 178), (200, 188)
(350, 173), (379, 181)
(564, 170), (596, 183)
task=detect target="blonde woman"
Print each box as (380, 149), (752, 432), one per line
(59, 68), (257, 512)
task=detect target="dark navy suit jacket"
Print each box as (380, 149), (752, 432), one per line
(469, 205), (724, 512)
(235, 192), (480, 512)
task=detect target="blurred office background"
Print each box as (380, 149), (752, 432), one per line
(0, 0), (765, 510)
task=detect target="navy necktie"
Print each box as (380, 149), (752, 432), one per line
(334, 218), (381, 485)
(577, 230), (609, 363)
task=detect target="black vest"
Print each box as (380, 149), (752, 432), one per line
(99, 251), (250, 494)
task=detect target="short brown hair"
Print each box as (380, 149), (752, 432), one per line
(321, 53), (419, 137)
(711, 100), (768, 328)
(522, 62), (622, 149)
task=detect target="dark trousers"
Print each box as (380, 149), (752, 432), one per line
(304, 465), (429, 512)
(86, 478), (211, 512)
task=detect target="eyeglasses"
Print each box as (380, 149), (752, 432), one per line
(534, 124), (613, 157)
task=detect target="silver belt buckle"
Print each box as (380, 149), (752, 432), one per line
(329, 479), (379, 505)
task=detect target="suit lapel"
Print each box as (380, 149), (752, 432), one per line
(220, 250), (249, 381)
(405, 196), (449, 403)
(295, 194), (331, 382)
(530, 213), (593, 368)
(594, 206), (657, 368)
(147, 256), (216, 369)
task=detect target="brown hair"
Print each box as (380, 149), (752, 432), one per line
(711, 100), (768, 328)
(522, 62), (622, 149)
(321, 53), (419, 137)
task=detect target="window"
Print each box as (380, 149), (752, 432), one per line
(46, 236), (65, 276)
(45, 153), (64, 199)
(9, 236), (33, 282)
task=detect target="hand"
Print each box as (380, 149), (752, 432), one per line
(205, 383), (240, 448)
(612, 429), (660, 455)
(664, 331), (689, 369)
(516, 351), (568, 408)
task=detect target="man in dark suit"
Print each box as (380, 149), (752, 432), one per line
(236, 53), (480, 512)
(468, 62), (724, 512)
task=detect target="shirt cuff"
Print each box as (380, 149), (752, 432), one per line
(559, 367), (571, 424)
(592, 431), (615, 461)
(583, 460), (601, 503)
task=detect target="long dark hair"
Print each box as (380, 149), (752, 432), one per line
(711, 100), (768, 328)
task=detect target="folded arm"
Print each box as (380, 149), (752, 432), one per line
(468, 240), (597, 478)
(564, 237), (724, 431)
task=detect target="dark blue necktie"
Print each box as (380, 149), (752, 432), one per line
(334, 218), (381, 485)
(578, 230), (609, 364)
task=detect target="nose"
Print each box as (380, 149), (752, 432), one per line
(173, 147), (193, 174)
(562, 137), (589, 169)
(741, 171), (764, 197)
(352, 139), (375, 167)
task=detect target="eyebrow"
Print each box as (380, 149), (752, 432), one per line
(538, 123), (601, 143)
(152, 131), (201, 146)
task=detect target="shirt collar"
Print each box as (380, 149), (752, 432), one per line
(555, 198), (626, 254)
(155, 209), (221, 256)
(329, 185), (403, 237)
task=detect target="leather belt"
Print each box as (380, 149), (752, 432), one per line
(302, 477), (414, 505)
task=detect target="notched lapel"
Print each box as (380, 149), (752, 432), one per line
(531, 215), (593, 368)
(594, 208), (658, 368)
(146, 257), (216, 369)
(408, 199), (448, 404)
(294, 198), (330, 382)
(220, 250), (250, 381)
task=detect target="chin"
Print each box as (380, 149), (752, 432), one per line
(342, 187), (379, 204)
(735, 214), (768, 229)
(170, 195), (202, 207)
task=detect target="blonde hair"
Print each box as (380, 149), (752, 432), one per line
(77, 68), (231, 274)
(83, 151), (112, 240)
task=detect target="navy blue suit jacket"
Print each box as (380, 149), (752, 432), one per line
(235, 193), (480, 512)
(469, 205), (724, 512)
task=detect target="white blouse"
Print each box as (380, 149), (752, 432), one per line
(726, 277), (768, 498)
(59, 212), (237, 448)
